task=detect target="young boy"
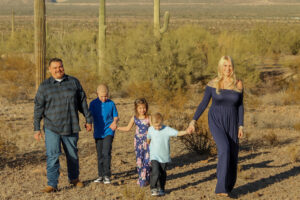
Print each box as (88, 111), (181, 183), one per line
(147, 112), (191, 196)
(89, 84), (118, 184)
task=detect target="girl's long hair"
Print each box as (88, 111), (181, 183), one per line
(134, 98), (149, 117)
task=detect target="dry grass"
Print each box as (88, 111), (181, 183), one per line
(287, 146), (300, 163)
(122, 185), (147, 200)
(260, 91), (287, 106)
(239, 167), (257, 180)
(262, 131), (279, 146)
(294, 122), (300, 131)
(0, 94), (300, 199)
(284, 79), (300, 105)
(0, 56), (34, 101)
(254, 110), (299, 129)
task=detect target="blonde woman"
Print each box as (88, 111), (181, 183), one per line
(187, 56), (244, 197)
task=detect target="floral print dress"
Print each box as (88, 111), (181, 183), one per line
(134, 116), (151, 187)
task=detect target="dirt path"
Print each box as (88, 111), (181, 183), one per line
(0, 96), (299, 199)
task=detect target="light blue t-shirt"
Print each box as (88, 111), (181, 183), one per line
(147, 125), (178, 163)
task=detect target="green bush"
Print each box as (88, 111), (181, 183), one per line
(1, 23), (298, 105)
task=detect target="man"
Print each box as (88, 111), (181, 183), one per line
(34, 58), (93, 193)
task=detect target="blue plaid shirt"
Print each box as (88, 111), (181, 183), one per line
(34, 75), (93, 135)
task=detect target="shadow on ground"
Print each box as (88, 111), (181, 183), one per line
(0, 150), (45, 170)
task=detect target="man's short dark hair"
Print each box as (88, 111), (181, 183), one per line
(49, 58), (63, 66)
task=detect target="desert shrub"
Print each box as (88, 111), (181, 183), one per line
(262, 131), (279, 146)
(70, 67), (100, 97)
(0, 56), (34, 101)
(125, 81), (156, 102)
(283, 62), (300, 105)
(180, 124), (215, 155)
(287, 146), (300, 163)
(250, 24), (299, 58)
(47, 29), (98, 73)
(290, 40), (300, 55)
(1, 28), (34, 54)
(3, 23), (299, 106)
(179, 114), (216, 156)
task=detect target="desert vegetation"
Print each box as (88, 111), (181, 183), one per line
(0, 0), (299, 199)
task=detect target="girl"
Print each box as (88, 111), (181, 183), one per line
(117, 98), (151, 187)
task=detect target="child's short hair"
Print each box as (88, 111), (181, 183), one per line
(97, 84), (109, 94)
(151, 112), (163, 124)
(134, 98), (148, 116)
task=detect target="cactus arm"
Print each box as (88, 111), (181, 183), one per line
(160, 11), (169, 34)
(154, 0), (169, 37)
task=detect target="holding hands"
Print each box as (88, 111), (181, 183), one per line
(109, 121), (118, 131)
(109, 117), (119, 131)
(186, 120), (196, 134)
(85, 123), (92, 132)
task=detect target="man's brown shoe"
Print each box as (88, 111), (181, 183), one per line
(70, 179), (84, 188)
(41, 186), (57, 193)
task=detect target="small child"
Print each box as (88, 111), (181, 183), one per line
(117, 98), (151, 187)
(89, 84), (118, 184)
(147, 112), (191, 196)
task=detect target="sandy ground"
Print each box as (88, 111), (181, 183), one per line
(0, 95), (299, 200)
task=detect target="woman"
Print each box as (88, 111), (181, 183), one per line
(187, 56), (244, 197)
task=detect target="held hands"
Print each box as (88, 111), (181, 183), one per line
(109, 121), (117, 131)
(85, 123), (92, 132)
(34, 131), (44, 141)
(186, 120), (196, 134)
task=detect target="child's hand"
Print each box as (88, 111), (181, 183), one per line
(186, 128), (193, 134)
(109, 122), (117, 131)
(85, 123), (92, 132)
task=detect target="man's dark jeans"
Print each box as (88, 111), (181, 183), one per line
(45, 128), (79, 188)
(95, 135), (114, 177)
(150, 160), (167, 190)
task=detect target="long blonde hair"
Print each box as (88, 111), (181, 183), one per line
(214, 56), (238, 94)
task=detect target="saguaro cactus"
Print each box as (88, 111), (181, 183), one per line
(11, 9), (15, 38)
(98, 0), (106, 74)
(154, 0), (169, 38)
(34, 0), (46, 90)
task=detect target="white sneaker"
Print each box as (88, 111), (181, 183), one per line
(151, 189), (159, 196)
(103, 176), (111, 184)
(93, 177), (103, 183)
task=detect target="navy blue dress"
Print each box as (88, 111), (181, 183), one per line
(193, 85), (244, 194)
